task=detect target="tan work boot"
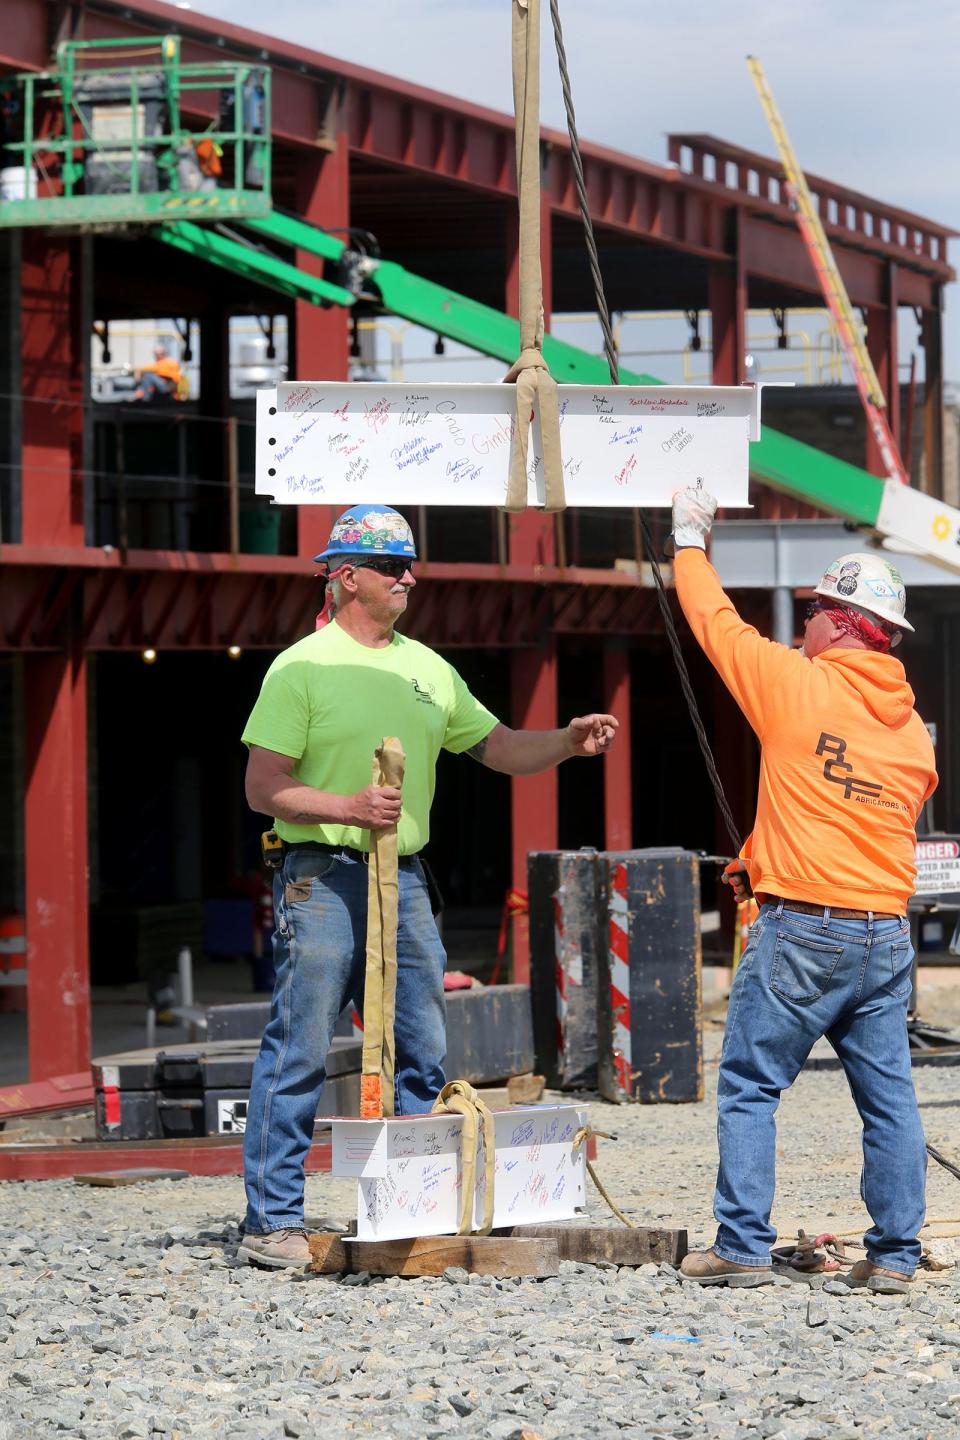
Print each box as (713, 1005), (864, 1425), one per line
(238, 1227), (311, 1271)
(846, 1259), (913, 1294)
(679, 1248), (774, 1287)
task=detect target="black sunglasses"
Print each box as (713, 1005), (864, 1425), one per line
(349, 557), (414, 580)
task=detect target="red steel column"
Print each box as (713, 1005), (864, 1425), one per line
(20, 231), (90, 1078)
(510, 641), (559, 984)
(24, 636), (91, 1080)
(294, 125), (351, 562)
(602, 642), (632, 850)
(505, 197), (555, 567)
(709, 211), (746, 387)
(921, 294), (944, 498)
(865, 261), (900, 478)
(21, 233), (84, 545)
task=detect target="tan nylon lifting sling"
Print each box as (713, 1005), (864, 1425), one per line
(359, 736), (405, 1119)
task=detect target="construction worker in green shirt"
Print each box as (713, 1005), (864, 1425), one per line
(238, 504), (618, 1269)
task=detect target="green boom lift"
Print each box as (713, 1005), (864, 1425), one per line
(1, 38), (958, 568)
(0, 35), (271, 226)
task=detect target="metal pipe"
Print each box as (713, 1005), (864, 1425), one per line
(177, 946), (194, 1008)
(772, 523), (794, 646)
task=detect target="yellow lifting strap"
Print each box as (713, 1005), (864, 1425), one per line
(431, 1080), (497, 1236)
(503, 0), (565, 514)
(357, 740), (497, 1234)
(359, 736), (405, 1119)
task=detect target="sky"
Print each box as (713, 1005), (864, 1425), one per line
(183, 0), (959, 384)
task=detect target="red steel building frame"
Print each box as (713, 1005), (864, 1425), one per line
(0, 0), (953, 1077)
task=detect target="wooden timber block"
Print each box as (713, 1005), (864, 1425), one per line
(74, 1167), (189, 1186)
(506, 1073), (546, 1104)
(469, 1074), (546, 1108)
(493, 1223), (687, 1267)
(308, 1231), (350, 1273)
(473, 1087), (511, 1110)
(308, 1232), (560, 1278)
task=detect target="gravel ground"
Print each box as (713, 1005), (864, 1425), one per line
(2, 1028), (960, 1440)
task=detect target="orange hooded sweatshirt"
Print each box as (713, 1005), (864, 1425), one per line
(675, 548), (937, 913)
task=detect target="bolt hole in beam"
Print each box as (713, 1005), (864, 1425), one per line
(255, 382), (761, 509)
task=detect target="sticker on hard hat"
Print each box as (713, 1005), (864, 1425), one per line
(836, 576), (858, 597)
(865, 577), (897, 600)
(839, 561), (861, 578)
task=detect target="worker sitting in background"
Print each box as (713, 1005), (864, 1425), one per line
(236, 503), (618, 1270)
(670, 486), (936, 1295)
(132, 344), (183, 402)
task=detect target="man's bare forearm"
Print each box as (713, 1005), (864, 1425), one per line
(469, 726), (574, 776)
(247, 778), (349, 826)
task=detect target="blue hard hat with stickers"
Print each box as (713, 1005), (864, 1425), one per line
(313, 504), (418, 566)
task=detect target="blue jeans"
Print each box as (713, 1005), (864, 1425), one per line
(138, 372), (175, 400)
(243, 847), (447, 1234)
(714, 899), (925, 1276)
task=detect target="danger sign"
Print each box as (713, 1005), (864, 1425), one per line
(914, 837), (960, 900)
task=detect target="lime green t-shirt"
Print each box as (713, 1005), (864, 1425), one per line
(241, 622), (498, 854)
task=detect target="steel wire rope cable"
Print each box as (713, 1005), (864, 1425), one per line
(547, 0), (742, 855)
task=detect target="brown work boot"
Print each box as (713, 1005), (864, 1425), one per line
(679, 1248), (774, 1287)
(237, 1227), (311, 1271)
(846, 1259), (913, 1294)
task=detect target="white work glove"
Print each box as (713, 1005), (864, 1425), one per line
(669, 486), (719, 552)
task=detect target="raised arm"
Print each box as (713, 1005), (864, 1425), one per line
(671, 488), (804, 738)
(466, 714), (618, 775)
(245, 745), (402, 830)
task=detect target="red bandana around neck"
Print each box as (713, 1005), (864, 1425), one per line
(315, 563), (350, 630)
(821, 605), (894, 652)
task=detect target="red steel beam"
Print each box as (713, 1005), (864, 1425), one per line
(81, 571), (120, 646)
(177, 574), (218, 646)
(1, 558), (695, 652)
(7, 574), (50, 647)
(0, 1136), (333, 1183)
(108, 573), (152, 647)
(250, 575), (297, 645)
(33, 572), (80, 647)
(0, 1072), (94, 1121)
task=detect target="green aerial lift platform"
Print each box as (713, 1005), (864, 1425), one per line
(2, 38), (958, 568)
(0, 35), (271, 226)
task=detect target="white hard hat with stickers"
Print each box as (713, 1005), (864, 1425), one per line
(814, 552), (914, 634)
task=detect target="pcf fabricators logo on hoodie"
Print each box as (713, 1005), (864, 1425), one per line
(816, 732), (907, 813)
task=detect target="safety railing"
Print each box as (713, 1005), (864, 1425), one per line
(666, 133), (955, 270)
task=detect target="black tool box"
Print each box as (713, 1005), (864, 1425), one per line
(93, 1037), (361, 1141)
(204, 986), (536, 1084)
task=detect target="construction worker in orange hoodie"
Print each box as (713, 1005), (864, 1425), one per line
(669, 487), (937, 1295)
(132, 343), (183, 402)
